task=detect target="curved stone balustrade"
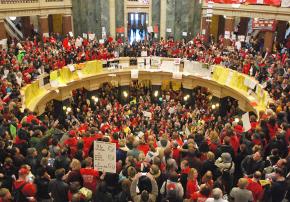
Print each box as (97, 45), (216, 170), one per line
(21, 57), (271, 116)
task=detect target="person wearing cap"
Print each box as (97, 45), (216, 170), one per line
(13, 167), (37, 202)
(205, 188), (228, 202)
(215, 152), (235, 194)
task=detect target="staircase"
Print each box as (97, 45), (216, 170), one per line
(4, 17), (23, 40)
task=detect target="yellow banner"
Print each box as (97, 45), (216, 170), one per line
(82, 60), (103, 75)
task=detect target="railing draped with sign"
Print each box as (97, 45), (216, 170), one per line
(21, 57), (270, 116)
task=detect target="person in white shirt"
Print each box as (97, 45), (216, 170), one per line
(206, 188), (228, 202)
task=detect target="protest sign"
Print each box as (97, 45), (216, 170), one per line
(242, 112), (251, 132)
(94, 141), (116, 173)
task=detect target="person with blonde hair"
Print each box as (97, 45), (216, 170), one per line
(202, 171), (214, 190)
(230, 178), (253, 202)
(186, 168), (199, 199)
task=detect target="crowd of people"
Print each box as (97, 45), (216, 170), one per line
(0, 31), (289, 202)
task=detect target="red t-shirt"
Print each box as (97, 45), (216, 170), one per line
(186, 179), (199, 198)
(247, 179), (263, 202)
(13, 180), (37, 197)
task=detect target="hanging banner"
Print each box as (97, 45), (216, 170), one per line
(281, 0), (290, 6)
(252, 19), (277, 31)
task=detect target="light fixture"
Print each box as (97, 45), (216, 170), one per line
(184, 94), (190, 101)
(154, 90), (159, 97)
(63, 106), (67, 111)
(211, 105), (216, 110)
(216, 103), (220, 108)
(67, 107), (72, 112)
(92, 96), (98, 103)
(235, 118), (239, 122)
(123, 91), (128, 98)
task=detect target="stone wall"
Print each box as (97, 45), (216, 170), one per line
(72, 0), (201, 40)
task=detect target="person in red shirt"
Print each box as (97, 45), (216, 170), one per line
(246, 171), (264, 202)
(186, 168), (199, 199)
(80, 157), (99, 191)
(191, 184), (211, 202)
(13, 168), (37, 202)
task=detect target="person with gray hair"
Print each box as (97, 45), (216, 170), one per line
(205, 188), (228, 202)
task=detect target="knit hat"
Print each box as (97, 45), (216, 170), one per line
(221, 152), (232, 163)
(19, 168), (29, 175)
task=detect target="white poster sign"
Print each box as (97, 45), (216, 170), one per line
(88, 34), (95, 41)
(69, 32), (74, 37)
(141, 51), (148, 57)
(160, 61), (179, 72)
(68, 64), (75, 72)
(83, 33), (88, 39)
(131, 69), (139, 79)
(151, 57), (161, 66)
(174, 58), (181, 65)
(183, 60), (211, 78)
(166, 28), (172, 33)
(143, 111), (152, 118)
(182, 32), (187, 37)
(94, 141), (116, 173)
(281, 0), (290, 7)
(43, 33), (49, 38)
(147, 26), (153, 33)
(244, 77), (257, 89)
(75, 38), (82, 47)
(242, 112), (251, 132)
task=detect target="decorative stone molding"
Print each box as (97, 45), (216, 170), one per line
(0, 0), (72, 18)
(202, 2), (290, 21)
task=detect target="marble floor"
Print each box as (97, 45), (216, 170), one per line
(128, 29), (147, 44)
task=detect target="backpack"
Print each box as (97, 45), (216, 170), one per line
(13, 182), (28, 202)
(221, 161), (233, 180)
(163, 181), (180, 201)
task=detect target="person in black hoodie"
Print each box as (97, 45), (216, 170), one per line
(270, 168), (288, 202)
(93, 181), (113, 202)
(35, 167), (51, 202)
(216, 136), (235, 160)
(115, 179), (132, 202)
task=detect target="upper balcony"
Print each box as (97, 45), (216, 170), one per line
(202, 0), (290, 21)
(0, 0), (72, 18)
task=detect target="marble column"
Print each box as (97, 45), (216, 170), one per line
(264, 31), (274, 52)
(224, 17), (234, 47)
(0, 19), (6, 40)
(109, 0), (116, 39)
(38, 15), (49, 36)
(62, 15), (73, 35)
(160, 0), (166, 40)
(201, 16), (210, 42)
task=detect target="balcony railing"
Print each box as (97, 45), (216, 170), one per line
(126, 0), (150, 7)
(0, 0), (71, 17)
(0, 0), (39, 3)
